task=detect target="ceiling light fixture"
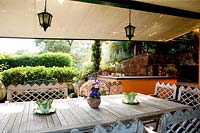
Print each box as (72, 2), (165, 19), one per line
(38, 0), (53, 31)
(124, 9), (136, 40)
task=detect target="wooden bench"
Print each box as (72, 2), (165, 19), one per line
(7, 83), (68, 102)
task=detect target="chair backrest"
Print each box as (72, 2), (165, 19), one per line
(7, 83), (68, 102)
(154, 82), (177, 100)
(157, 106), (200, 133)
(71, 119), (143, 133)
(178, 86), (200, 107)
(108, 81), (123, 95)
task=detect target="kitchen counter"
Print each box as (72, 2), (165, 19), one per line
(97, 75), (177, 94)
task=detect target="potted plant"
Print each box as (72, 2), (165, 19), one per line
(164, 64), (177, 76)
(80, 77), (101, 108)
(100, 64), (110, 76)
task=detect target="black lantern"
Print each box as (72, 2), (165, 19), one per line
(124, 9), (136, 40)
(38, 0), (53, 31)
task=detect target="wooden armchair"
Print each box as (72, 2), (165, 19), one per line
(177, 86), (200, 107)
(145, 106), (200, 133)
(71, 119), (143, 133)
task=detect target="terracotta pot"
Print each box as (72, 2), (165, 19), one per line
(87, 97), (101, 109)
(102, 70), (110, 76)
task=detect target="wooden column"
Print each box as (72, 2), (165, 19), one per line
(198, 28), (200, 87)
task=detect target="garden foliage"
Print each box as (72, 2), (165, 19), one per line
(0, 53), (73, 69)
(0, 66), (79, 87)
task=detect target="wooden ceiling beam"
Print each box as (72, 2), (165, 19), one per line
(72, 0), (200, 19)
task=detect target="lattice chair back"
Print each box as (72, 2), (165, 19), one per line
(178, 86), (200, 107)
(7, 83), (68, 102)
(109, 81), (123, 95)
(71, 119), (143, 133)
(157, 106), (200, 133)
(154, 82), (177, 100)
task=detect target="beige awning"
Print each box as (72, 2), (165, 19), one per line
(0, 0), (199, 41)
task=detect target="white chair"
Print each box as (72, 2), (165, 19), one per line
(157, 106), (200, 133)
(153, 82), (177, 100)
(108, 81), (123, 95)
(71, 119), (143, 133)
(144, 82), (177, 131)
(145, 106), (200, 133)
(177, 86), (200, 107)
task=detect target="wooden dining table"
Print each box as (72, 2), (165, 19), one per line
(0, 93), (190, 133)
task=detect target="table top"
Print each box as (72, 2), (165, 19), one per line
(0, 94), (189, 133)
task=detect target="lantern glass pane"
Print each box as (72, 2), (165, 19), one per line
(49, 15), (52, 26)
(131, 27), (134, 34)
(125, 26), (129, 36)
(129, 27), (132, 36)
(44, 13), (50, 24)
(38, 13), (43, 25)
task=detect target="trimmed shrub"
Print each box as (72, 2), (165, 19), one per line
(36, 53), (73, 67)
(0, 53), (74, 69)
(0, 66), (79, 87)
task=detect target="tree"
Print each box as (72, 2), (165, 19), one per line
(70, 41), (93, 69)
(91, 40), (101, 72)
(15, 50), (32, 55)
(35, 39), (73, 53)
(108, 41), (133, 62)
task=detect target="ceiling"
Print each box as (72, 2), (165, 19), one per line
(0, 0), (199, 41)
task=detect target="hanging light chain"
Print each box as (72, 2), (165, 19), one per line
(44, 0), (47, 12)
(129, 9), (131, 25)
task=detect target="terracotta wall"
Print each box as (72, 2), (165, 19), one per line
(97, 76), (177, 95)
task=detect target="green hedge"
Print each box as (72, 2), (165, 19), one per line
(0, 66), (79, 87)
(0, 53), (74, 69)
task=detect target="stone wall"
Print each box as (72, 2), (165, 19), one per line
(178, 53), (197, 65)
(121, 52), (197, 77)
(122, 53), (153, 76)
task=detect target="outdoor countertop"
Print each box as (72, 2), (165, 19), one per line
(98, 75), (177, 80)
